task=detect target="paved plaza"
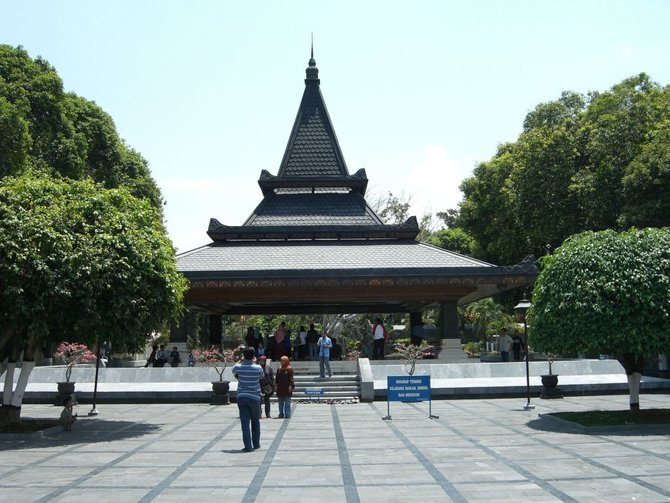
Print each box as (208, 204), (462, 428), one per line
(1, 394), (670, 502)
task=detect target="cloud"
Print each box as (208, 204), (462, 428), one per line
(620, 45), (633, 59)
(403, 145), (467, 218)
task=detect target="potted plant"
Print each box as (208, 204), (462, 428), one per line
(53, 342), (96, 401)
(193, 346), (239, 404)
(540, 353), (563, 399)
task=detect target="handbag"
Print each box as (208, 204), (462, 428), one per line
(261, 381), (274, 396)
(260, 368), (274, 396)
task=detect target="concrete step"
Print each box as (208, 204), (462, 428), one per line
(297, 380), (360, 387)
(295, 375), (358, 381)
(295, 386), (360, 393)
(437, 339), (471, 363)
(294, 372), (362, 399)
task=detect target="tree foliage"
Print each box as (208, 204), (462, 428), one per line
(372, 190), (411, 225)
(426, 227), (476, 256)
(457, 74), (670, 264)
(0, 44), (162, 207)
(529, 228), (670, 357)
(0, 174), (188, 360)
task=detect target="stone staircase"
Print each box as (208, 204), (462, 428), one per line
(277, 361), (361, 401)
(437, 339), (472, 363)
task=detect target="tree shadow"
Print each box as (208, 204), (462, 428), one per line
(526, 416), (670, 436)
(0, 417), (163, 450)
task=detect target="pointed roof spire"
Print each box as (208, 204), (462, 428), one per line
(306, 33), (319, 83)
(256, 48), (369, 196)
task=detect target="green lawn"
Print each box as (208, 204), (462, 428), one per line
(553, 409), (670, 427)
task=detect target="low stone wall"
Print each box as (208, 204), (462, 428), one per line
(12, 360), (360, 385)
(371, 359), (625, 380)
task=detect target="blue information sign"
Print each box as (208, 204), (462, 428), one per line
(387, 375), (431, 402)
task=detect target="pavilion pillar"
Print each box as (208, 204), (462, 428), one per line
(169, 315), (188, 344)
(209, 314), (223, 346)
(440, 301), (459, 340)
(409, 312), (422, 341)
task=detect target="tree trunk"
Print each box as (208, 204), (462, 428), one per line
(0, 405), (21, 426)
(627, 373), (641, 411)
(2, 360), (35, 419)
(621, 353), (644, 411)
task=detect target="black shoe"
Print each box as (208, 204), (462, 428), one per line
(243, 447), (253, 452)
(277, 415), (285, 418)
(253, 445), (260, 450)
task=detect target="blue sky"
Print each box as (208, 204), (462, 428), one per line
(2, 1), (669, 252)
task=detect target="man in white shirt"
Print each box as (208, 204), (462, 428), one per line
(498, 331), (514, 362)
(371, 317), (386, 360)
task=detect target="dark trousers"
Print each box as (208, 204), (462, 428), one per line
(501, 351), (510, 362)
(260, 394), (271, 418)
(372, 338), (385, 359)
(237, 397), (261, 450)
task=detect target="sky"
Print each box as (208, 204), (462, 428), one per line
(1, 1), (669, 253)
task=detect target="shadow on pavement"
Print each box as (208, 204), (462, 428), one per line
(0, 418), (162, 450)
(526, 417), (670, 436)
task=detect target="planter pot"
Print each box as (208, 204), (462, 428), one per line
(55, 381), (77, 406)
(210, 381), (230, 405)
(211, 381), (230, 394)
(57, 381), (75, 395)
(540, 374), (563, 399)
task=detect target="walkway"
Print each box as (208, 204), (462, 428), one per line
(2, 394), (670, 502)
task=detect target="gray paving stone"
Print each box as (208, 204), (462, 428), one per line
(1, 395), (670, 502)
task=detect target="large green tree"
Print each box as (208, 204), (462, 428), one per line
(0, 45), (184, 425)
(0, 44), (162, 206)
(457, 74), (670, 264)
(528, 228), (670, 410)
(0, 174), (187, 424)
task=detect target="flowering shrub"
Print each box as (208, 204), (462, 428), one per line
(192, 346), (240, 382)
(345, 350), (361, 361)
(54, 342), (96, 382)
(393, 341), (435, 376)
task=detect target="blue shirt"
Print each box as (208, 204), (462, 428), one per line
(318, 336), (332, 358)
(233, 360), (264, 401)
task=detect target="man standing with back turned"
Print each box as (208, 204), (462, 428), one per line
(233, 347), (264, 452)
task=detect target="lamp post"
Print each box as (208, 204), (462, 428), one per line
(514, 299), (535, 410)
(88, 334), (102, 416)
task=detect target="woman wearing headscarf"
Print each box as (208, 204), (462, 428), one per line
(275, 356), (295, 419)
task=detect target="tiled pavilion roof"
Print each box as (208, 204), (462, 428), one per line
(177, 51), (537, 314)
(206, 51), (415, 242)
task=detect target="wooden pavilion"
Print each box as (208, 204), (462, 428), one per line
(175, 52), (537, 341)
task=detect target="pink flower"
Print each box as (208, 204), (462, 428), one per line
(54, 342), (96, 382)
(192, 346), (239, 382)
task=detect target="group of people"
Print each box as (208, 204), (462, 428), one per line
(244, 322), (344, 362)
(497, 330), (524, 362)
(233, 325), (341, 451)
(144, 344), (183, 367)
(233, 347), (296, 452)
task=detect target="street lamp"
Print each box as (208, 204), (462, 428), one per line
(514, 299), (535, 410)
(88, 334), (102, 416)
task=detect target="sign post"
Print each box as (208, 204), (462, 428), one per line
(383, 375), (438, 420)
(304, 387), (324, 402)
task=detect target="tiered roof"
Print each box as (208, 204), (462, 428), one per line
(207, 52), (416, 242)
(177, 51), (537, 313)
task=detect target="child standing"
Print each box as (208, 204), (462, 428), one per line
(60, 398), (77, 431)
